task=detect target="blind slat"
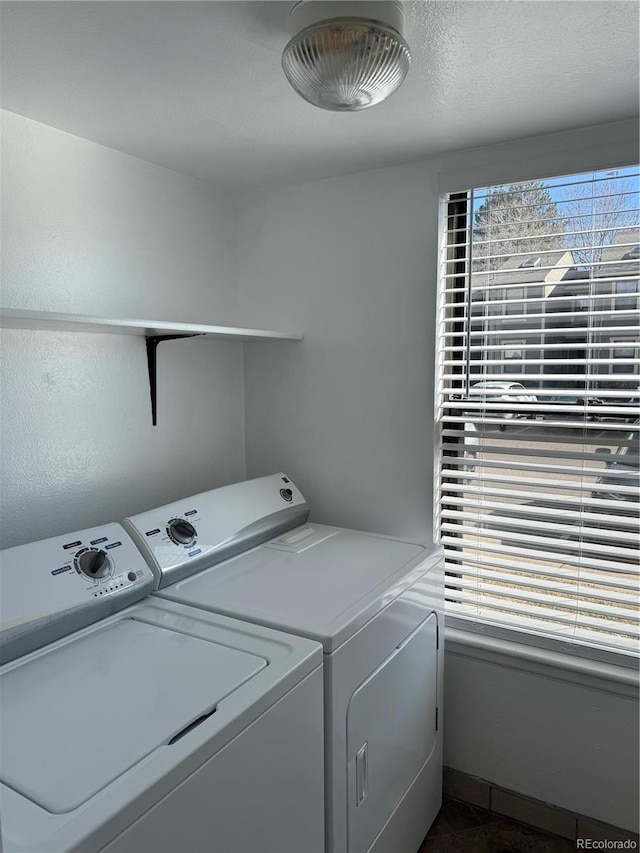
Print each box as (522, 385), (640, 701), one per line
(441, 413), (639, 426)
(443, 554), (640, 593)
(449, 577), (638, 616)
(445, 592), (639, 639)
(440, 496), (639, 528)
(440, 307), (639, 322)
(440, 512), (639, 546)
(440, 481), (638, 510)
(439, 324), (640, 338)
(446, 604), (639, 650)
(445, 221), (640, 248)
(440, 535), (638, 576)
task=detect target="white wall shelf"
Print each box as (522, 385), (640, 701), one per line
(1, 308), (303, 424)
(0, 307), (303, 342)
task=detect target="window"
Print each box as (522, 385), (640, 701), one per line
(606, 339), (639, 378)
(518, 257), (542, 269)
(615, 280), (638, 312)
(436, 168), (639, 659)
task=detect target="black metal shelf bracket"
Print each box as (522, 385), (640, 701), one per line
(146, 334), (203, 425)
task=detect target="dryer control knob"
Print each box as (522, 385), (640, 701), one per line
(75, 548), (111, 580)
(167, 519), (197, 547)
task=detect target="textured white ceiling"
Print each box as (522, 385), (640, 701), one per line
(1, 1), (638, 188)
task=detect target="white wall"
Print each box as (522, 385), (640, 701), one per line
(239, 161), (439, 541)
(444, 644), (639, 832)
(237, 118), (640, 831)
(1, 111), (246, 547)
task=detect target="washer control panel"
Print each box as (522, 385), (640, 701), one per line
(123, 473), (310, 586)
(166, 518), (198, 547)
(0, 523), (155, 633)
(75, 547), (112, 580)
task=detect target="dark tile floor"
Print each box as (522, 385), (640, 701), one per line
(418, 798), (576, 853)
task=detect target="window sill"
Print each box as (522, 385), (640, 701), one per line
(445, 625), (640, 699)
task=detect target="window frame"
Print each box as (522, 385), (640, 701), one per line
(434, 169), (640, 669)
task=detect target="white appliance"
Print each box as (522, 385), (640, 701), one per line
(123, 474), (444, 853)
(0, 523), (325, 853)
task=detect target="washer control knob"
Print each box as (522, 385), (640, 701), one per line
(75, 548), (111, 580)
(167, 518), (197, 547)
(280, 488), (293, 502)
(128, 571), (137, 582)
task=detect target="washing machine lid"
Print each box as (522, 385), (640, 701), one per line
(157, 525), (437, 653)
(0, 616), (266, 814)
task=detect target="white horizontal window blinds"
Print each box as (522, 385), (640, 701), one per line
(436, 169), (640, 656)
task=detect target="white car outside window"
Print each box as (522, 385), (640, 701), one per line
(465, 381), (537, 421)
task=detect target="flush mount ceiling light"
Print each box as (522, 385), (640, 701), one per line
(281, 0), (411, 112)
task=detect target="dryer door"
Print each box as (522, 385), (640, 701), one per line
(346, 612), (438, 853)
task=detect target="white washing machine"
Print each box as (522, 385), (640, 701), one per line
(123, 474), (444, 853)
(0, 522), (325, 853)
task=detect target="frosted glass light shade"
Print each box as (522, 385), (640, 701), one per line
(282, 16), (411, 112)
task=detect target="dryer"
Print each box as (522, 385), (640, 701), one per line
(123, 474), (444, 853)
(0, 523), (324, 853)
